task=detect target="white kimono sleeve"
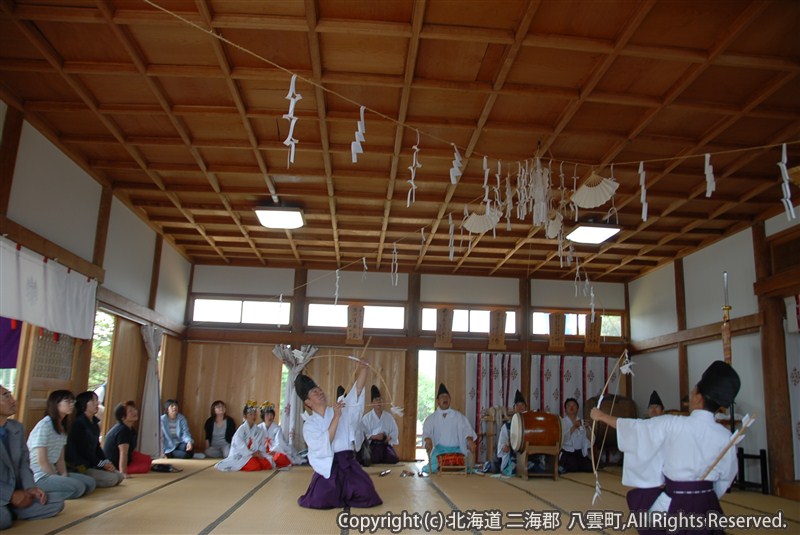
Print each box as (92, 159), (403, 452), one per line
(303, 410), (335, 479)
(616, 416), (671, 488)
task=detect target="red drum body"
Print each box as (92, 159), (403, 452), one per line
(509, 411), (561, 452)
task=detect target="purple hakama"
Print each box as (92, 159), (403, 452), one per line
(298, 451), (382, 509)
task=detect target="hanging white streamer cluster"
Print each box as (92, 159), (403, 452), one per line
(390, 243), (399, 286)
(351, 106), (366, 163)
(282, 74), (302, 167)
(407, 130), (421, 207)
(448, 213), (455, 261)
(704, 153), (716, 197)
(639, 161), (648, 221)
(334, 268), (340, 305)
(449, 144), (463, 184)
(362, 257), (368, 282)
(778, 144), (796, 220)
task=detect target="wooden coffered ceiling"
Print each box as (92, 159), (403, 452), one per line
(1, 0), (799, 283)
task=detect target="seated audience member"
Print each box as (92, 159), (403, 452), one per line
(295, 359), (382, 509)
(358, 385), (399, 466)
(27, 390), (95, 500)
(422, 383), (477, 473)
(647, 390), (665, 418)
(203, 400), (235, 459)
(103, 401), (152, 477)
(160, 399), (196, 459)
(559, 397), (593, 473)
(1, 385), (64, 529)
(67, 391), (124, 488)
(215, 401), (270, 472)
(591, 361), (741, 526)
(257, 402), (291, 468)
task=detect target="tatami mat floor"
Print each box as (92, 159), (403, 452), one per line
(7, 460), (798, 534)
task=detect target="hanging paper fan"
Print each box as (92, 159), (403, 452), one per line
(463, 204), (501, 233)
(571, 173), (619, 209)
(545, 211), (563, 239)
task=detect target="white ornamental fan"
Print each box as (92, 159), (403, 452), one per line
(463, 204), (501, 234)
(545, 211), (563, 239)
(571, 173), (619, 209)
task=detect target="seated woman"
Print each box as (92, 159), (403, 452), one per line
(215, 401), (270, 472)
(159, 399), (195, 459)
(203, 400), (235, 459)
(66, 391), (124, 488)
(27, 390), (95, 500)
(103, 401), (152, 477)
(257, 402), (291, 469)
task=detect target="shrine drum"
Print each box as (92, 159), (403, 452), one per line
(509, 411), (562, 452)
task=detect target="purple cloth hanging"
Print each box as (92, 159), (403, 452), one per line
(0, 317), (22, 369)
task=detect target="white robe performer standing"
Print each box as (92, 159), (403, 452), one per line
(591, 360), (741, 535)
(215, 403), (267, 472)
(422, 383), (476, 473)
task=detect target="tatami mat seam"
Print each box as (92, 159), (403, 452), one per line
(198, 470), (280, 535)
(44, 466), (215, 535)
(426, 477), (482, 535)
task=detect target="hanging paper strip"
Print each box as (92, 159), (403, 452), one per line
(351, 106), (366, 163)
(390, 243), (399, 286)
(407, 130), (421, 207)
(778, 143), (797, 220)
(449, 144), (463, 184)
(639, 161), (648, 221)
(704, 153), (716, 198)
(482, 156), (490, 202)
(361, 257), (368, 282)
(282, 74), (302, 166)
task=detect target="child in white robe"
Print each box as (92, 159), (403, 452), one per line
(215, 402), (269, 472)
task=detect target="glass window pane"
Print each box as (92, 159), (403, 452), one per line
(601, 314), (622, 337)
(565, 314), (579, 335)
(241, 301), (291, 325)
(469, 310), (490, 333)
(505, 311), (516, 334)
(532, 312), (550, 334)
(421, 308), (436, 331)
(363, 305), (405, 329)
(307, 303), (348, 327)
(577, 314), (586, 335)
(193, 299), (241, 322)
(452, 309), (469, 332)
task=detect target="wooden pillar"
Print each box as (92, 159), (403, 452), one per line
(519, 277), (531, 400)
(752, 222), (792, 494)
(292, 269), (307, 334)
(402, 274), (421, 461)
(0, 107), (24, 215)
(674, 259), (689, 404)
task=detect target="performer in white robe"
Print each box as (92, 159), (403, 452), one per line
(647, 390), (665, 418)
(215, 402), (269, 472)
(591, 360), (741, 535)
(560, 397), (593, 473)
(257, 402), (292, 468)
(358, 385), (399, 465)
(296, 359), (382, 509)
(496, 390), (543, 475)
(422, 383), (476, 473)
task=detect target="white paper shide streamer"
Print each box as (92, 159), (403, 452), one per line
(449, 144), (463, 184)
(351, 106), (366, 163)
(778, 143), (796, 220)
(639, 161), (648, 222)
(282, 74), (302, 167)
(390, 243), (399, 286)
(407, 130), (422, 207)
(704, 153), (716, 198)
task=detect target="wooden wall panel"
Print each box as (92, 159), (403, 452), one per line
(159, 334), (183, 403)
(182, 342), (283, 452)
(104, 317), (146, 433)
(435, 351), (467, 414)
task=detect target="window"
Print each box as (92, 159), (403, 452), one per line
(307, 303), (348, 328)
(531, 311), (623, 338)
(363, 305), (405, 329)
(421, 308), (516, 335)
(192, 298), (291, 326)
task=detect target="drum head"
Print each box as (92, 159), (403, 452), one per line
(509, 412), (523, 452)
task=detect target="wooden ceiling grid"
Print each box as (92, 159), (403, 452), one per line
(1, 0), (798, 284)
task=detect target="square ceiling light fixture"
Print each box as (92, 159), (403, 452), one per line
(566, 223), (620, 244)
(255, 206), (305, 229)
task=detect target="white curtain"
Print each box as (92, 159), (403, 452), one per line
(562, 355), (584, 410)
(542, 354), (561, 415)
(0, 237), (97, 339)
(139, 324), (163, 457)
(465, 352), (521, 463)
(785, 296), (800, 478)
(585, 356), (607, 399)
(273, 344), (317, 455)
(529, 354), (542, 411)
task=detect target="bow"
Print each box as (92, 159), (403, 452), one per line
(589, 349), (634, 504)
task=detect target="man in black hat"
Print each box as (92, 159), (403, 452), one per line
(496, 390), (544, 475)
(294, 359), (382, 509)
(647, 390), (665, 418)
(591, 360), (741, 533)
(421, 383), (477, 473)
(357, 385), (399, 466)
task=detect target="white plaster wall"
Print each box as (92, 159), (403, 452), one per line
(530, 279), (625, 310)
(309, 270), (408, 300)
(102, 198), (155, 306)
(8, 122), (100, 261)
(688, 334), (766, 483)
(629, 263), (677, 341)
(192, 266), (296, 297)
(684, 229), (757, 328)
(155, 241), (191, 325)
(765, 208), (800, 237)
(632, 348), (680, 415)
(421, 274), (517, 305)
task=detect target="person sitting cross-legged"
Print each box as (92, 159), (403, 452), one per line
(422, 383), (476, 473)
(358, 385), (399, 466)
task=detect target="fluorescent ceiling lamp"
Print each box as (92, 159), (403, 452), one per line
(565, 224), (620, 244)
(255, 207), (305, 229)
